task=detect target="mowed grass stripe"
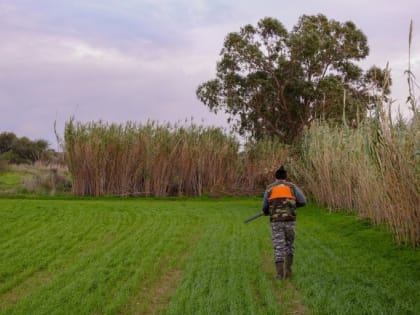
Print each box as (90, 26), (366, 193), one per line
(0, 199), (209, 314)
(122, 220), (201, 314)
(0, 205), (48, 242)
(0, 204), (92, 292)
(100, 218), (197, 314)
(25, 221), (160, 314)
(0, 201), (138, 295)
(0, 200), (145, 311)
(164, 202), (289, 315)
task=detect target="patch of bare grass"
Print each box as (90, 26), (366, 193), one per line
(0, 271), (53, 312)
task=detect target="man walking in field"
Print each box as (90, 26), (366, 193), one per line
(262, 165), (306, 280)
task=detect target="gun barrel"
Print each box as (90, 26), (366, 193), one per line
(244, 212), (264, 223)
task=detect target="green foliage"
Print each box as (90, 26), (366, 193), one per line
(0, 132), (50, 164)
(0, 132), (17, 154)
(0, 199), (418, 314)
(197, 14), (391, 143)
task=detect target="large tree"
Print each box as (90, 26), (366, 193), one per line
(197, 14), (391, 143)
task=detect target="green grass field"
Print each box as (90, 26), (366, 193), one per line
(0, 198), (419, 315)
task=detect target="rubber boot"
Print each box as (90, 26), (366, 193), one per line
(285, 254), (293, 278)
(275, 261), (286, 280)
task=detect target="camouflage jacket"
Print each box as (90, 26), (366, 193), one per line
(262, 180), (306, 222)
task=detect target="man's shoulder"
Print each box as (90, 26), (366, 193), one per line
(266, 180), (279, 190)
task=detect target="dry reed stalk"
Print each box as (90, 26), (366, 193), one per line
(293, 119), (420, 246)
(241, 138), (289, 192)
(65, 119), (285, 197)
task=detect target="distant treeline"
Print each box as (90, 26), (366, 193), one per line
(0, 132), (52, 164)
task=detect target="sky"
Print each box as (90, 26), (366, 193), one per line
(1, 0), (420, 149)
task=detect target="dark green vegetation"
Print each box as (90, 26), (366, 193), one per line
(0, 132), (52, 165)
(1, 198), (418, 314)
(197, 14), (390, 142)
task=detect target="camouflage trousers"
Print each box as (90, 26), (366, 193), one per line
(270, 221), (295, 262)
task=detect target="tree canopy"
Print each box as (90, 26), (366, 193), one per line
(197, 14), (391, 143)
(0, 132), (50, 164)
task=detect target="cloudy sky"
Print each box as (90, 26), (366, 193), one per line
(1, 0), (419, 148)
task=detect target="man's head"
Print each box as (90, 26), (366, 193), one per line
(275, 165), (287, 180)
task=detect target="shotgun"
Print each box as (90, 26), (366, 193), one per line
(244, 212), (264, 223)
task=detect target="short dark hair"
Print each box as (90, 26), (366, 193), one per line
(275, 165), (287, 179)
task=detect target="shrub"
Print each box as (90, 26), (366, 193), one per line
(22, 166), (72, 195)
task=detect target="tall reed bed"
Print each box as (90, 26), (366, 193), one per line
(64, 119), (288, 197)
(292, 116), (420, 246)
(63, 116), (419, 244)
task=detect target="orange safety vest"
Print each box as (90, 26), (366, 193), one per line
(268, 183), (296, 200)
